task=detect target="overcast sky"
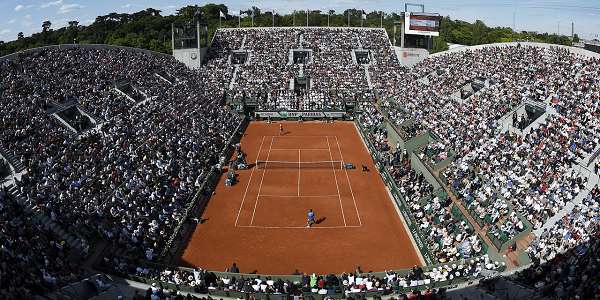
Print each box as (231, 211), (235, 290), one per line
(1, 0), (599, 42)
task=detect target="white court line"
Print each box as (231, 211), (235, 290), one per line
(297, 149), (301, 197)
(237, 225), (362, 229)
(258, 194), (340, 198)
(335, 136), (363, 226)
(263, 135), (336, 138)
(269, 148), (330, 151)
(235, 136), (265, 226)
(250, 136), (274, 225)
(326, 137), (347, 227)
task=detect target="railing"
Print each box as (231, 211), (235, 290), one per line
(108, 254), (496, 300)
(587, 147), (600, 167)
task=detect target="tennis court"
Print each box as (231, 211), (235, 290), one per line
(180, 121), (422, 274)
(234, 134), (362, 228)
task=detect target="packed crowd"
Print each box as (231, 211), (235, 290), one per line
(258, 90), (344, 111)
(525, 185), (599, 264)
(3, 27), (600, 298)
(0, 46), (242, 296)
(364, 43), (600, 296)
(357, 102), (485, 263)
(0, 187), (83, 299)
(516, 185), (599, 298)
(444, 115), (587, 242)
(102, 253), (504, 298)
(366, 45), (600, 250)
(213, 28), (384, 110)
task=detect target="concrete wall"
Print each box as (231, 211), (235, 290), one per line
(394, 47), (429, 67)
(172, 47), (208, 70)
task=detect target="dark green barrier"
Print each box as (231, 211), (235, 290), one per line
(410, 152), (441, 190)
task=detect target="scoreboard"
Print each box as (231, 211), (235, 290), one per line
(404, 12), (442, 36)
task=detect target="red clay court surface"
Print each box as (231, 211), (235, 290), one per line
(180, 121), (422, 274)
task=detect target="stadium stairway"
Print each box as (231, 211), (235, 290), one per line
(532, 162), (599, 238)
(0, 144), (26, 173)
(229, 66), (239, 90)
(581, 145), (600, 167)
(6, 183), (89, 256)
(240, 34), (247, 49)
(364, 65), (373, 89)
(355, 33), (363, 49)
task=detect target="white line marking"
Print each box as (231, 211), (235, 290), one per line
(335, 136), (362, 226)
(250, 136), (274, 225)
(263, 135), (336, 138)
(235, 136), (265, 226)
(327, 136), (347, 227)
(298, 149), (301, 197)
(269, 148), (330, 151)
(237, 225), (362, 229)
(258, 194), (340, 198)
(254, 160), (343, 164)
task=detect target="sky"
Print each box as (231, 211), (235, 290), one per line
(1, 0), (599, 42)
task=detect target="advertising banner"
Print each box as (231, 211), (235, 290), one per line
(255, 111), (346, 118)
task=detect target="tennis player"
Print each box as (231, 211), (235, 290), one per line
(306, 209), (316, 228)
(279, 124), (283, 136)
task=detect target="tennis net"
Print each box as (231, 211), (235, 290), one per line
(255, 160), (343, 169)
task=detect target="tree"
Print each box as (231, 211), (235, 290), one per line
(145, 8), (162, 17)
(177, 5), (201, 20)
(202, 4), (227, 19)
(42, 20), (52, 32)
(0, 4), (581, 57)
(471, 20), (488, 45)
(432, 36), (449, 53)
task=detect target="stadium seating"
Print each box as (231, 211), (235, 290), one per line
(1, 25), (600, 299)
(0, 46), (242, 298)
